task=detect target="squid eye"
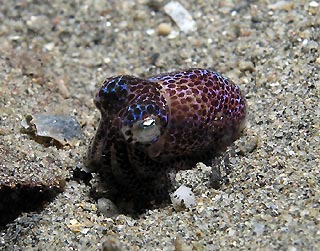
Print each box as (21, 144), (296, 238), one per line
(140, 118), (156, 129)
(132, 117), (160, 143)
(121, 116), (162, 144)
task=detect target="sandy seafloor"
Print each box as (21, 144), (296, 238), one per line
(0, 0), (319, 250)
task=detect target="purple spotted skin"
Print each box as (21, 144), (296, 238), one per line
(86, 68), (246, 211)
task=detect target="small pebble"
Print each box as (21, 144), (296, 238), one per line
(43, 42), (55, 51)
(237, 135), (258, 155)
(66, 219), (85, 233)
(252, 222), (265, 235)
(239, 60), (255, 72)
(97, 198), (119, 217)
(174, 235), (192, 251)
(301, 38), (309, 47)
(101, 236), (124, 251)
(210, 165), (222, 189)
(309, 1), (319, 7)
(171, 185), (196, 211)
(157, 23), (172, 36)
(26, 15), (49, 32)
(58, 79), (70, 98)
(147, 0), (163, 11)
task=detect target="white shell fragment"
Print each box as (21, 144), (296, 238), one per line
(309, 1), (319, 7)
(21, 114), (83, 146)
(171, 185), (197, 211)
(164, 1), (196, 33)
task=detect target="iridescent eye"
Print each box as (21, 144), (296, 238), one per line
(134, 117), (160, 143)
(121, 116), (161, 144)
(140, 118), (156, 129)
